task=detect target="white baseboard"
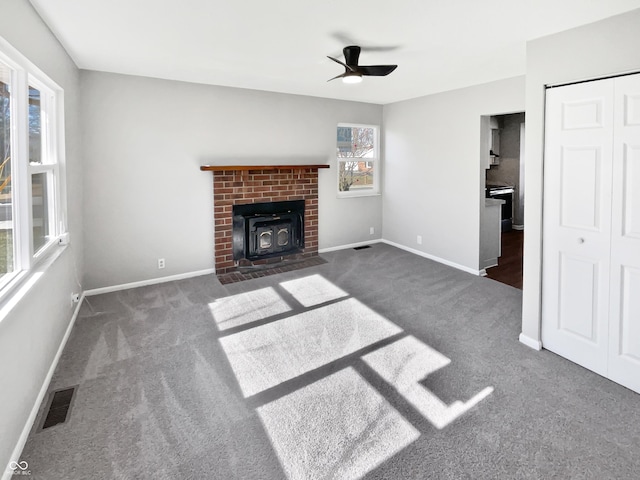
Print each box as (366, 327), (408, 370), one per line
(381, 239), (483, 276)
(481, 259), (498, 270)
(318, 239), (383, 253)
(479, 269), (488, 277)
(519, 333), (542, 351)
(513, 224), (524, 231)
(84, 268), (216, 296)
(5, 268), (218, 477)
(3, 293), (85, 480)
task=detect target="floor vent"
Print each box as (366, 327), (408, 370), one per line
(40, 386), (77, 430)
(354, 245), (372, 250)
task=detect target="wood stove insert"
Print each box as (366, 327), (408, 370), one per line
(233, 200), (305, 261)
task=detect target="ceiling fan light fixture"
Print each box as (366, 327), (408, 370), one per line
(327, 46), (396, 83)
(342, 73), (362, 84)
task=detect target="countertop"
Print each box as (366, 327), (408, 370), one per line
(485, 198), (506, 207)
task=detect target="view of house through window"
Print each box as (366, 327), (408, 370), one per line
(0, 61), (14, 279)
(32, 172), (49, 252)
(337, 124), (378, 194)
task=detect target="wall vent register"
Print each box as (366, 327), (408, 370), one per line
(39, 386), (77, 430)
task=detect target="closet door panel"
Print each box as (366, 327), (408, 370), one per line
(542, 79), (614, 375)
(608, 74), (640, 394)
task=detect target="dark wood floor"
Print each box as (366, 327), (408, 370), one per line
(486, 229), (523, 289)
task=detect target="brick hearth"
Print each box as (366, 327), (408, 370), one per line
(203, 166), (327, 274)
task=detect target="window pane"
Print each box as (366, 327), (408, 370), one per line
(32, 172), (50, 253)
(29, 86), (42, 165)
(337, 126), (375, 158)
(339, 160), (374, 191)
(337, 126), (376, 192)
(0, 63), (14, 277)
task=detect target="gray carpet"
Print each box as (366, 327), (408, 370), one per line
(18, 244), (640, 479)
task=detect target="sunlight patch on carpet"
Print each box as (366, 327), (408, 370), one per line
(280, 274), (348, 307)
(208, 287), (291, 331)
(363, 336), (494, 429)
(257, 367), (419, 480)
(219, 298), (401, 397)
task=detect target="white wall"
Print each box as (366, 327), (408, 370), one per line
(382, 77), (525, 272)
(0, 0), (83, 473)
(81, 71), (383, 289)
(521, 8), (640, 346)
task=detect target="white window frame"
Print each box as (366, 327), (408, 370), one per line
(336, 123), (380, 198)
(0, 36), (67, 297)
(28, 75), (63, 259)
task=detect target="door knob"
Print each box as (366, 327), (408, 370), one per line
(577, 237), (585, 244)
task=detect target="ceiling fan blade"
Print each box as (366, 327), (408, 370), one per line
(331, 32), (401, 53)
(327, 72), (347, 82)
(327, 56), (355, 72)
(358, 65), (398, 76)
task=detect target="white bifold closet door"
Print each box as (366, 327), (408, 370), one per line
(542, 73), (640, 394)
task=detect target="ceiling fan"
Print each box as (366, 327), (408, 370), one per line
(327, 46), (398, 84)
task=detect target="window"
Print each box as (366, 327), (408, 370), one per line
(29, 82), (59, 254)
(0, 39), (66, 292)
(336, 123), (380, 196)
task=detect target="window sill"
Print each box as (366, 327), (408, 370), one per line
(337, 192), (381, 199)
(0, 241), (69, 323)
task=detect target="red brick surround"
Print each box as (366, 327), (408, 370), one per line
(209, 168), (321, 274)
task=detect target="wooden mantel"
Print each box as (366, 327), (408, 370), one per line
(200, 164), (329, 172)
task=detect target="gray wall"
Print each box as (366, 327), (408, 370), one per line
(382, 76), (525, 272)
(0, 0), (83, 472)
(81, 71), (383, 289)
(521, 7), (640, 346)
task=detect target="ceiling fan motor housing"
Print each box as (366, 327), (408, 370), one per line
(343, 46), (361, 67)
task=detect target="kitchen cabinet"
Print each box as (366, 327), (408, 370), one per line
(489, 127), (500, 165)
(482, 116), (501, 169)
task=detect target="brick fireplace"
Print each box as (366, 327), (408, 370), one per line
(200, 165), (329, 274)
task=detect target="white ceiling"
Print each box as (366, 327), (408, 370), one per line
(29, 0), (640, 104)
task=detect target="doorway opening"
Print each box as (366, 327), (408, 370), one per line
(479, 112), (525, 289)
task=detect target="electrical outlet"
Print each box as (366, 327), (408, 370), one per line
(71, 293), (80, 304)
(417, 235), (422, 245)
(369, 227), (375, 235)
(158, 258), (165, 269)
